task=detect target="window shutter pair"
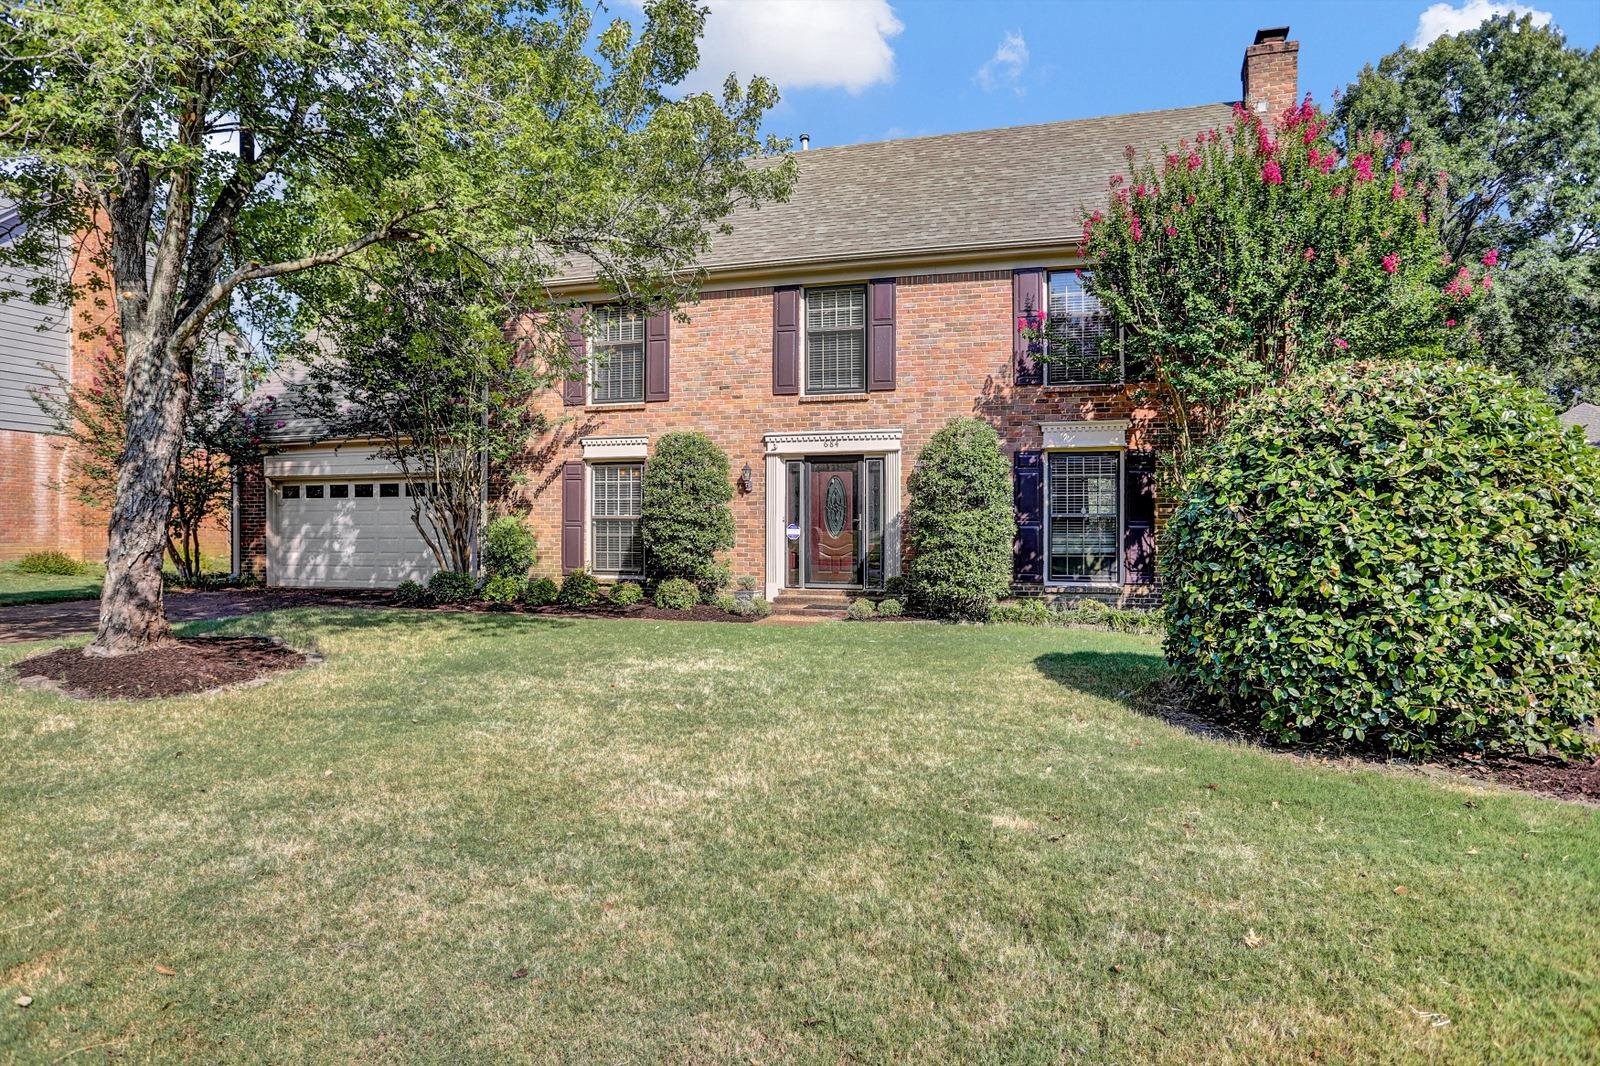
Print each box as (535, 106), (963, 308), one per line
(1013, 267), (1045, 386)
(1011, 448), (1158, 585)
(562, 308), (671, 405)
(772, 280), (896, 394)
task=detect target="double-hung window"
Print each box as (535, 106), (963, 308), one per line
(805, 286), (867, 394)
(1047, 452), (1121, 582)
(591, 306), (645, 404)
(1045, 271), (1120, 385)
(590, 463), (644, 575)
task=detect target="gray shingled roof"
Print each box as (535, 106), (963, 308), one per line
(551, 102), (1237, 285)
(1562, 402), (1600, 446)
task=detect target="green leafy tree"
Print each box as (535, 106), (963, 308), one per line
(0, 0), (793, 654)
(904, 418), (1013, 621)
(1076, 98), (1481, 460)
(640, 431), (734, 594)
(294, 250), (555, 575)
(1163, 360), (1600, 758)
(33, 345), (275, 583)
(1336, 14), (1600, 402)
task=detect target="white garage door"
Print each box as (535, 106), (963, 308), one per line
(268, 479), (440, 588)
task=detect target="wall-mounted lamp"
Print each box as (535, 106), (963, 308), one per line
(737, 462), (754, 494)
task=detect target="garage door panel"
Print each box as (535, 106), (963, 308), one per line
(268, 480), (442, 588)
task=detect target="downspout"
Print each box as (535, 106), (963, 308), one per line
(229, 466), (240, 581)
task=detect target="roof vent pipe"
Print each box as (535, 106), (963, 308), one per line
(799, 133), (810, 151)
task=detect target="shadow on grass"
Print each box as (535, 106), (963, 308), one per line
(1033, 650), (1168, 703)
(190, 607), (580, 639)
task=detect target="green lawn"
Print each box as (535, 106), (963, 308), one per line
(2, 611), (1596, 1063)
(0, 564), (102, 607)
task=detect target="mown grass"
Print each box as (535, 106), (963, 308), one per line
(1, 610), (1596, 1063)
(0, 563), (103, 607)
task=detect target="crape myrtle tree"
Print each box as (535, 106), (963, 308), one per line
(34, 341), (277, 583)
(291, 249), (555, 575)
(0, 0), (793, 654)
(1066, 96), (1486, 465)
(1336, 13), (1600, 404)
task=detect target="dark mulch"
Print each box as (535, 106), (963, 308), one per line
(522, 603), (761, 623)
(1137, 679), (1600, 804)
(12, 637), (313, 700)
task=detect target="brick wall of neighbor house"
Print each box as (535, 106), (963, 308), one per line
(502, 268), (1162, 604)
(0, 217), (231, 566)
(237, 460), (267, 581)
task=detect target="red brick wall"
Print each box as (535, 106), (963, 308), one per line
(2, 217), (231, 567)
(510, 268), (1162, 601)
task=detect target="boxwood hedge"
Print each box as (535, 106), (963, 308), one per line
(1163, 360), (1600, 758)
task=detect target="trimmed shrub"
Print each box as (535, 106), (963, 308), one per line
(482, 516), (537, 579)
(654, 577), (699, 611)
(481, 575), (525, 608)
(610, 581), (643, 606)
(730, 595), (771, 618)
(557, 568), (601, 608)
(846, 597), (877, 621)
(641, 431), (734, 594)
(393, 579), (429, 607)
(988, 597), (1163, 634)
(905, 418), (1014, 621)
(735, 574), (758, 592)
(1164, 360), (1600, 758)
(698, 563), (731, 604)
(876, 598), (904, 617)
(14, 550), (86, 575)
(426, 570), (478, 605)
(524, 576), (559, 607)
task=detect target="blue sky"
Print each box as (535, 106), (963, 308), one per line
(665, 0), (1600, 148)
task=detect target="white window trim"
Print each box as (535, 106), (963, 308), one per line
(586, 305), (646, 406)
(799, 283), (870, 398)
(1042, 432), (1127, 589)
(580, 436), (648, 461)
(1041, 269), (1124, 389)
(585, 459), (645, 580)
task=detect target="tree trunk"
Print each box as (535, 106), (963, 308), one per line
(88, 327), (190, 656)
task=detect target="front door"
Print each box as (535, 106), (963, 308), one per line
(806, 460), (860, 585)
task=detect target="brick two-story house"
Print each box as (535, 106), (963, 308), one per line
(246, 28), (1301, 605)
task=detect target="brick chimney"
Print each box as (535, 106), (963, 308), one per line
(1241, 27), (1299, 119)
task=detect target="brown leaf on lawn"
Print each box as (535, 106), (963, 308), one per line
(510, 967), (528, 980)
(154, 965), (177, 976)
(1205, 783), (1219, 791)
(14, 995), (32, 1008)
(1393, 885), (1408, 896)
(1243, 929), (1265, 949)
(1109, 963), (1124, 973)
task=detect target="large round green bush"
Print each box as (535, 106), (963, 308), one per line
(641, 431), (735, 593)
(481, 516), (536, 579)
(1163, 360), (1600, 758)
(905, 418), (1015, 620)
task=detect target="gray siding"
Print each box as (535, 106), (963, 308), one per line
(0, 256), (71, 434)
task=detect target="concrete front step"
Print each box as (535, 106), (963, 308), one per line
(768, 589), (856, 620)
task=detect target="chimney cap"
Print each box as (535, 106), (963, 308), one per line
(1252, 26), (1290, 45)
(799, 132), (810, 151)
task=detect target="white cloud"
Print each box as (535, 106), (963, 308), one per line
(1412, 0), (1551, 47)
(679, 0), (903, 95)
(974, 31), (1029, 95)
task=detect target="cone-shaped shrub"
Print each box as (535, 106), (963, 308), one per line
(1163, 360), (1600, 757)
(905, 418), (1015, 620)
(641, 431), (734, 593)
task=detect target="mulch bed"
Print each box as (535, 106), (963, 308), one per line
(12, 637), (314, 700)
(521, 603), (761, 623)
(1136, 679), (1600, 804)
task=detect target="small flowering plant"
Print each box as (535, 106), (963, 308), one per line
(1078, 95), (1490, 447)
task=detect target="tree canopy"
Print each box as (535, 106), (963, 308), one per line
(0, 0), (793, 652)
(1336, 13), (1600, 402)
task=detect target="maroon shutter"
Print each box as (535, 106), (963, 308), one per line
(562, 307), (587, 406)
(1013, 268), (1044, 386)
(644, 310), (670, 402)
(1013, 450), (1044, 583)
(772, 286), (800, 395)
(561, 461), (585, 573)
(867, 277), (896, 391)
(1123, 450), (1156, 584)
